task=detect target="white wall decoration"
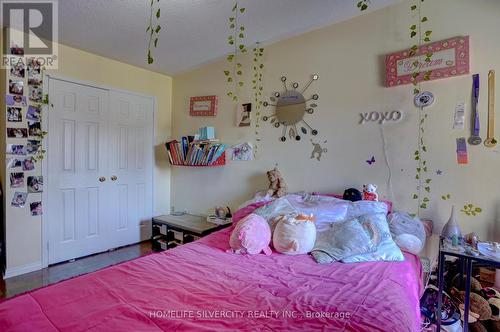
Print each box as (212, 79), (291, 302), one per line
(359, 111), (403, 124)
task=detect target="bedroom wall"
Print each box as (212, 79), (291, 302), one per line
(2, 42), (172, 275)
(171, 0), (500, 243)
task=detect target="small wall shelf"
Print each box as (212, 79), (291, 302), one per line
(170, 151), (226, 167)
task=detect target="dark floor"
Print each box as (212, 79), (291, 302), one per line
(0, 241), (152, 300)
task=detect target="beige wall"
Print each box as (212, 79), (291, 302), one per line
(172, 0), (500, 242)
(3, 43), (172, 273)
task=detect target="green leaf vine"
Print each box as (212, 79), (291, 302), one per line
(461, 204), (482, 217)
(356, 0), (370, 11)
(252, 43), (265, 156)
(409, 0), (434, 216)
(224, 1), (247, 101)
(146, 0), (161, 64)
(33, 66), (49, 162)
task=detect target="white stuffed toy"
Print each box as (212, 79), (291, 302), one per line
(388, 212), (426, 254)
(362, 184), (379, 201)
(273, 214), (317, 255)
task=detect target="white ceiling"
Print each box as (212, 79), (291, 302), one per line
(58, 0), (402, 76)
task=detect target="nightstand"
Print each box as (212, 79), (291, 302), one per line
(151, 214), (232, 251)
(436, 239), (500, 332)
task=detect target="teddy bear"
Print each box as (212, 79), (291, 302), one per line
(266, 168), (288, 198)
(362, 184), (379, 201)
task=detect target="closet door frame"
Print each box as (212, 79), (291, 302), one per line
(41, 74), (157, 268)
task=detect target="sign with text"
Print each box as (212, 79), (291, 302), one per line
(385, 36), (469, 87)
(1, 0), (58, 69)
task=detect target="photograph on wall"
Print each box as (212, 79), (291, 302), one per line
(11, 192), (27, 208)
(29, 85), (43, 102)
(7, 158), (23, 169)
(9, 79), (24, 95)
(7, 107), (22, 122)
(27, 176), (43, 193)
(22, 157), (35, 171)
(6, 94), (27, 107)
(10, 172), (24, 188)
(28, 121), (42, 137)
(27, 59), (42, 85)
(30, 201), (43, 216)
(7, 127), (28, 138)
(236, 103), (252, 127)
(26, 105), (41, 121)
(10, 61), (25, 78)
(27, 140), (41, 154)
(7, 144), (27, 155)
(10, 44), (24, 56)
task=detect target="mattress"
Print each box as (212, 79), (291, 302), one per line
(0, 225), (422, 332)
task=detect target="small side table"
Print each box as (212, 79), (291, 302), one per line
(437, 240), (500, 332)
(152, 214), (231, 251)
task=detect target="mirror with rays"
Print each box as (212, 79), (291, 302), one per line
(262, 74), (319, 142)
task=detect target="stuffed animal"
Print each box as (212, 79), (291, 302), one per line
(457, 291), (492, 321)
(227, 213), (272, 255)
(362, 184), (379, 201)
(266, 168), (288, 198)
(343, 188), (362, 202)
(272, 214), (316, 255)
(387, 212), (426, 254)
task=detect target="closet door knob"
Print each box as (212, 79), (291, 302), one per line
(99, 177), (106, 182)
(111, 175), (118, 181)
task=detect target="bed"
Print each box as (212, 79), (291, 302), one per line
(0, 202), (422, 332)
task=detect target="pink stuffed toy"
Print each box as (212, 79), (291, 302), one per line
(227, 213), (272, 255)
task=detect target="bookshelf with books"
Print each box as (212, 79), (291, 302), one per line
(165, 135), (226, 167)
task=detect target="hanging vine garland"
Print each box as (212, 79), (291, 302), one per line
(146, 0), (161, 64)
(252, 43), (265, 156)
(224, 1), (247, 102)
(356, 0), (370, 11)
(408, 0), (435, 216)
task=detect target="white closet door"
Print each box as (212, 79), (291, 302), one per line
(47, 79), (110, 264)
(108, 91), (154, 248)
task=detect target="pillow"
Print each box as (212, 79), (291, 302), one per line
(253, 196), (298, 232)
(342, 213), (404, 263)
(346, 200), (389, 219)
(273, 214), (317, 255)
(227, 214), (272, 255)
(312, 192), (393, 214)
(255, 193), (349, 233)
(311, 218), (375, 264)
(388, 212), (426, 254)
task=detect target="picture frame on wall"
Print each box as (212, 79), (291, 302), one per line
(236, 103), (252, 127)
(190, 95), (218, 116)
(385, 36), (470, 87)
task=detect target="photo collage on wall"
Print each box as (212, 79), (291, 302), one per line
(5, 50), (44, 216)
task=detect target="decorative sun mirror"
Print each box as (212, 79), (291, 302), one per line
(262, 74), (319, 142)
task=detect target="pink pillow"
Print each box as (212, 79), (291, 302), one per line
(312, 193), (393, 214)
(227, 214), (272, 255)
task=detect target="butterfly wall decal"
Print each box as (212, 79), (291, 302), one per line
(366, 156), (375, 165)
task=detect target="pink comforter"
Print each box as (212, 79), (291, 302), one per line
(0, 216), (422, 332)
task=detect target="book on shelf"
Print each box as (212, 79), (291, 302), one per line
(165, 137), (225, 166)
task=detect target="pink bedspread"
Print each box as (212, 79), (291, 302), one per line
(0, 228), (421, 332)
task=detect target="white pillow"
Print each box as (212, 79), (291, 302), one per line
(287, 194), (349, 231)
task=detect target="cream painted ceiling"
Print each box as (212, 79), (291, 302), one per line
(58, 0), (402, 75)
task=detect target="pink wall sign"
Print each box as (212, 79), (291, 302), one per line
(385, 36), (470, 87)
(190, 95), (218, 116)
